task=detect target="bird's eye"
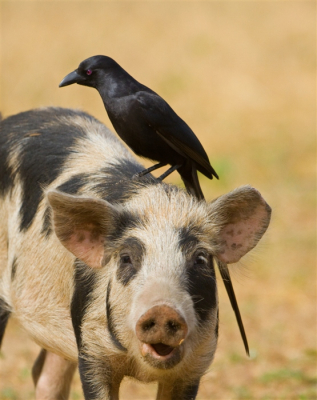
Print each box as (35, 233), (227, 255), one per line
(86, 69), (93, 76)
(120, 254), (132, 264)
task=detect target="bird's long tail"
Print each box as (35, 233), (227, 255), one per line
(217, 261), (250, 356)
(178, 164), (204, 200)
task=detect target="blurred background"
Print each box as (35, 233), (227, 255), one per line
(0, 1), (316, 399)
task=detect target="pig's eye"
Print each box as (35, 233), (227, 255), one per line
(194, 253), (208, 266)
(120, 254), (132, 265)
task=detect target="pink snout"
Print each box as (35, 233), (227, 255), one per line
(136, 305), (188, 363)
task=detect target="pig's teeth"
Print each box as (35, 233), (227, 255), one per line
(141, 343), (150, 357)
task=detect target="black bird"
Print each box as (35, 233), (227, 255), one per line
(59, 55), (218, 200)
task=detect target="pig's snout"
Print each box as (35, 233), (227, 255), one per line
(136, 305), (188, 369)
(136, 305), (188, 350)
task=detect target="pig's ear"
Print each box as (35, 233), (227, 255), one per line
(208, 186), (271, 264)
(47, 190), (119, 269)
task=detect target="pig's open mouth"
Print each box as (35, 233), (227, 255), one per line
(152, 343), (174, 356)
(140, 342), (182, 369)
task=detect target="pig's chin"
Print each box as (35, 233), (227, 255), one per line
(140, 342), (183, 369)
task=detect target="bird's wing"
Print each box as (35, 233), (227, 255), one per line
(155, 130), (217, 179)
(134, 91), (218, 179)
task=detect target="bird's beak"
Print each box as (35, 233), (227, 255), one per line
(59, 70), (85, 87)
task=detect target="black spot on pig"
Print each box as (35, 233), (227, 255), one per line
(215, 309), (219, 338)
(0, 139), (13, 198)
(11, 256), (18, 280)
(71, 259), (96, 349)
(116, 237), (145, 286)
(107, 211), (139, 243)
(57, 173), (89, 195)
(178, 229), (217, 322)
(41, 206), (52, 238)
(106, 280), (127, 351)
(93, 159), (157, 204)
(186, 255), (217, 323)
(0, 298), (11, 348)
(78, 355), (103, 399)
(0, 108), (100, 232)
(171, 380), (200, 400)
(178, 226), (199, 253)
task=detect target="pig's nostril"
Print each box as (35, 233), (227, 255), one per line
(166, 320), (181, 333)
(142, 319), (156, 331)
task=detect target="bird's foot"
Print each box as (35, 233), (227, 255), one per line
(157, 164), (182, 181)
(133, 162), (167, 180)
(132, 172), (143, 180)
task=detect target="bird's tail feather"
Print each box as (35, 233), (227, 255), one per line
(178, 164), (204, 200)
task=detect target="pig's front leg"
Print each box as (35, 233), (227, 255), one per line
(78, 355), (122, 400)
(157, 380), (200, 400)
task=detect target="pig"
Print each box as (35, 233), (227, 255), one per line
(0, 107), (271, 399)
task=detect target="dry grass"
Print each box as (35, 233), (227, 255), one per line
(0, 1), (316, 399)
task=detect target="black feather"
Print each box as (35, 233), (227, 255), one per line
(217, 260), (250, 356)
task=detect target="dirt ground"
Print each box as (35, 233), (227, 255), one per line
(0, 1), (316, 399)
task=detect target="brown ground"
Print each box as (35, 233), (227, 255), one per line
(0, 2), (316, 399)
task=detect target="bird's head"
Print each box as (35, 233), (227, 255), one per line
(59, 55), (120, 89)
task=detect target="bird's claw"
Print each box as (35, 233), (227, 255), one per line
(132, 172), (143, 180)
